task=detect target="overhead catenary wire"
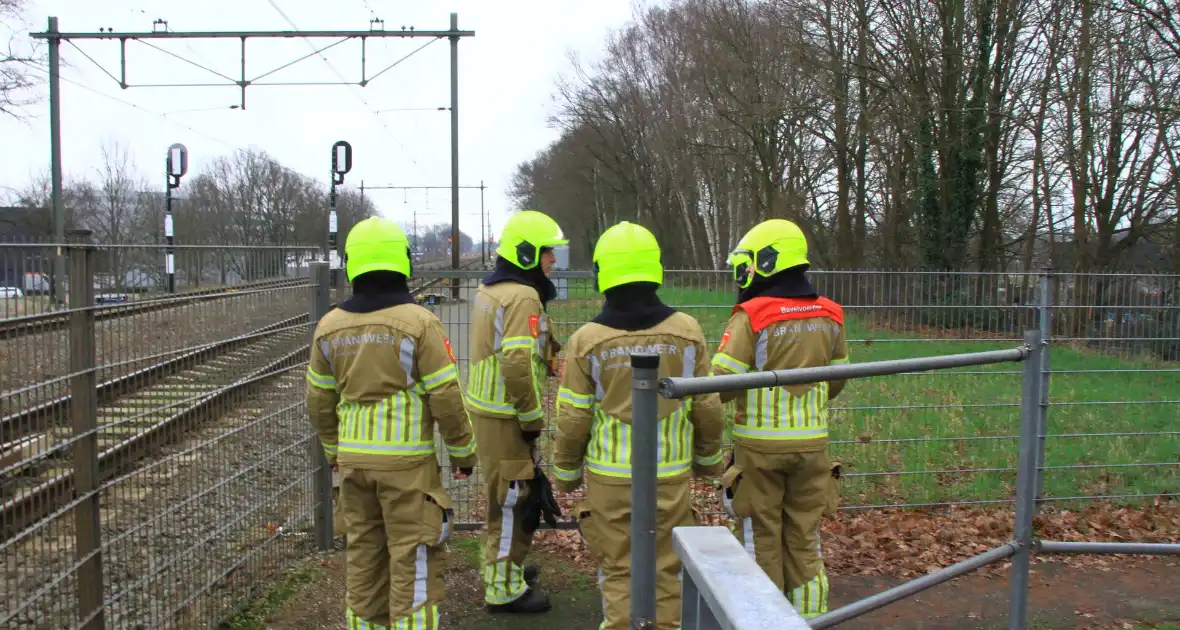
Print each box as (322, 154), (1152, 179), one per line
(16, 61), (360, 195)
(265, 0), (433, 178)
(129, 7), (216, 70)
(39, 6), (445, 181)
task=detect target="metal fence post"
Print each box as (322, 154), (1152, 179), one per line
(1008, 329), (1043, 630)
(67, 229), (104, 630)
(1035, 269), (1053, 501)
(631, 353), (660, 629)
(309, 262), (334, 551)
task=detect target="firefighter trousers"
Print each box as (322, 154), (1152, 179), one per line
(340, 461), (454, 629)
(721, 446), (840, 618)
(471, 412), (538, 605)
(576, 472), (697, 630)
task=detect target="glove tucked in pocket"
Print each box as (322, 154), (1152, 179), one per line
(574, 501), (601, 556)
(421, 491), (455, 546)
(521, 466), (562, 534)
(331, 471), (347, 538)
(719, 463), (744, 520)
(824, 460), (842, 518)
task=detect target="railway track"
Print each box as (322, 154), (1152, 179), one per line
(0, 277), (309, 341)
(0, 256), (483, 541)
(411, 257), (484, 300)
(0, 256), (478, 341)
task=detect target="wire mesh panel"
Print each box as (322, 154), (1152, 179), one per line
(414, 268), (1179, 526)
(0, 240), (62, 320)
(3, 259), (1175, 628)
(1, 242), (321, 629)
(1039, 272), (1180, 507)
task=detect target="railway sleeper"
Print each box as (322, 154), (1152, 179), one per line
(0, 314), (310, 444)
(0, 277), (310, 341)
(0, 343), (310, 541)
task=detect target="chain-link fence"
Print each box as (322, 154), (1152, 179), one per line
(0, 236), (323, 320)
(415, 267), (1179, 526)
(2, 236), (321, 630)
(3, 257), (1175, 628)
(0, 242), (495, 629)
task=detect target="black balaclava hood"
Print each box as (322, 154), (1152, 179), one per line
(736, 264), (818, 305)
(591, 281), (677, 331)
(340, 270), (415, 313)
(482, 255), (558, 309)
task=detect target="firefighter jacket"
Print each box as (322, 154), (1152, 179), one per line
(466, 281), (558, 428)
(306, 303), (477, 471)
(711, 296), (850, 453)
(551, 313), (726, 491)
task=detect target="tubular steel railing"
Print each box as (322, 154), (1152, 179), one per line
(640, 329), (1180, 629)
(673, 526), (813, 630)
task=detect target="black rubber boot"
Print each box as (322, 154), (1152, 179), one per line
(524, 565), (540, 587)
(485, 588), (552, 614)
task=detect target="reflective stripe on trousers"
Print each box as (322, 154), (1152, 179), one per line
(344, 604), (440, 629)
(789, 569), (830, 618)
(483, 482), (529, 605)
(344, 543), (440, 629)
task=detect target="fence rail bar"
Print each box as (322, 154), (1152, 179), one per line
(1037, 541), (1180, 555)
(673, 526), (812, 630)
(1007, 330), (1044, 630)
(68, 237), (104, 630)
(310, 263), (335, 551)
(809, 542), (1020, 630)
(660, 346), (1031, 399)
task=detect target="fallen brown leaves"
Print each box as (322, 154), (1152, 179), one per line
(532, 480), (1180, 580)
(819, 501), (1178, 579)
(831, 501), (1178, 579)
(460, 463), (1178, 582)
(532, 490), (599, 571)
(685, 480), (1180, 579)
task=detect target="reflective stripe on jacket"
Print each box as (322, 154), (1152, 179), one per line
(551, 313), (725, 491)
(711, 296), (850, 452)
(307, 303), (477, 470)
(465, 281), (556, 426)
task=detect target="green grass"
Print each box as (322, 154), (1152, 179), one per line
(217, 566), (319, 630)
(545, 281), (1180, 508)
(451, 532), (484, 568)
(440, 533), (604, 630)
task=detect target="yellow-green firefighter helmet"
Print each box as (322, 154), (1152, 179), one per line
(344, 216), (412, 282)
(727, 219), (809, 289)
(495, 210), (569, 270)
(592, 221), (663, 292)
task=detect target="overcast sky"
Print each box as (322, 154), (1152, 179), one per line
(0, 0), (638, 241)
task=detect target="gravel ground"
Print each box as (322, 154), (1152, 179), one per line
(1, 366), (319, 629)
(0, 286), (307, 410)
(261, 544), (1180, 630)
(261, 533), (603, 630)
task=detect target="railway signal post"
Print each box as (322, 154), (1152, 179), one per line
(328, 141), (352, 290)
(165, 143), (188, 294)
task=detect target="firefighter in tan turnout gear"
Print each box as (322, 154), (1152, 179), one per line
(306, 217), (477, 629)
(710, 218), (850, 618)
(467, 210), (567, 614)
(552, 221), (726, 630)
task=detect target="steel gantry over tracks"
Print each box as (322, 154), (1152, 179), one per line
(31, 14), (475, 304)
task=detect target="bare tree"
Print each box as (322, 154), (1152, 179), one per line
(512, 0), (1178, 274)
(1, 0), (42, 121)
